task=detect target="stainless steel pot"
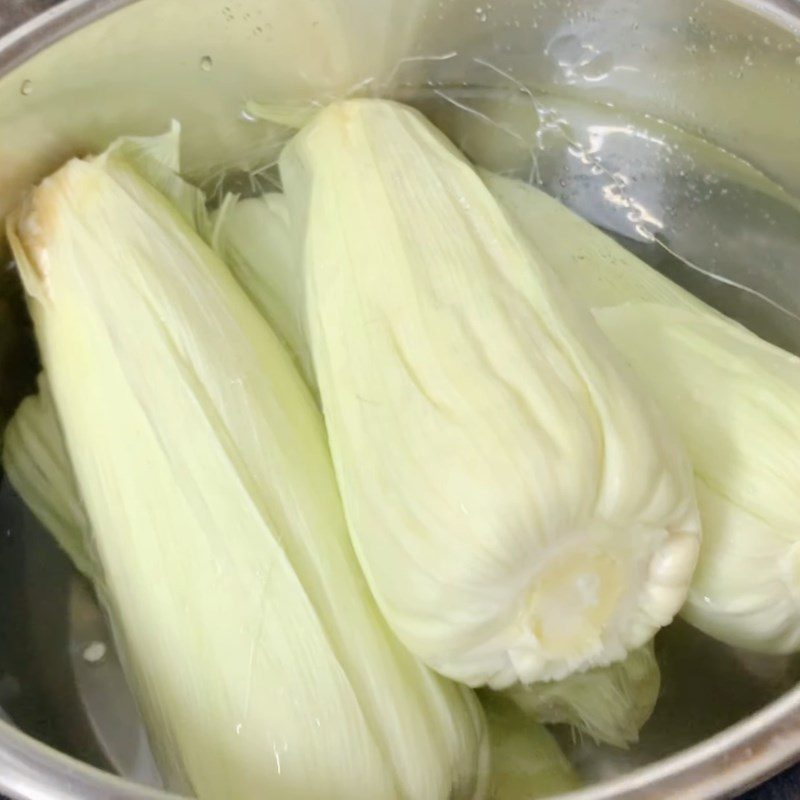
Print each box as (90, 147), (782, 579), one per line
(1, 1), (800, 798)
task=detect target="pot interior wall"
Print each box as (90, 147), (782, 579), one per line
(1, 0), (800, 794)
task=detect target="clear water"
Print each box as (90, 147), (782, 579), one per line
(412, 85), (800, 354)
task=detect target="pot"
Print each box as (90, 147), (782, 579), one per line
(1, 1), (799, 798)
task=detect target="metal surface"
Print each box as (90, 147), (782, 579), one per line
(1, 1), (800, 799)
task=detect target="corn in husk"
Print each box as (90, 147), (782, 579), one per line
(481, 693), (581, 799)
(489, 173), (800, 654)
(278, 98), (700, 688)
(3, 373), (94, 579)
(5, 127), (489, 800)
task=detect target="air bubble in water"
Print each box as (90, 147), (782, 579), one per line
(82, 641), (107, 664)
(579, 52), (614, 81)
(546, 33), (584, 65)
(200, 55), (214, 72)
(19, 80), (33, 96)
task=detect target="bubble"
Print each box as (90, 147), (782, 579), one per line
(82, 641), (107, 664)
(579, 51), (614, 81)
(546, 33), (584, 65)
(19, 80), (33, 96)
(200, 55), (214, 72)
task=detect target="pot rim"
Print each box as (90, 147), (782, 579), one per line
(0, 1), (799, 798)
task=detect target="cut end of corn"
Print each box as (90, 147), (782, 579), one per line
(525, 544), (625, 660)
(496, 527), (697, 686)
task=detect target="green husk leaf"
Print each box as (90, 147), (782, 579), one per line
(481, 693), (581, 799)
(503, 642), (660, 748)
(211, 192), (314, 387)
(3, 373), (95, 580)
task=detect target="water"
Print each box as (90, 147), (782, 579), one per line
(3, 82), (800, 791)
(413, 86), (800, 355)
